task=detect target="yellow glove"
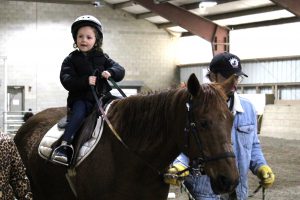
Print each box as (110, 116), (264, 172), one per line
(257, 165), (275, 188)
(164, 163), (189, 186)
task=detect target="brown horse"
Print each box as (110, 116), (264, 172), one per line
(14, 74), (239, 200)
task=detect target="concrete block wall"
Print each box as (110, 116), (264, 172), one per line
(0, 1), (179, 129)
(260, 104), (300, 140)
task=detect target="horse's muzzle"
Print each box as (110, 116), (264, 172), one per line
(211, 175), (239, 194)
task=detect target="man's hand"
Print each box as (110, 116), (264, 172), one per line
(164, 163), (189, 186)
(257, 165), (275, 188)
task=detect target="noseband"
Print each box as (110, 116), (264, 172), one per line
(183, 96), (235, 174)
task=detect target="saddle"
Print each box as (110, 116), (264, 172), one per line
(38, 100), (114, 167)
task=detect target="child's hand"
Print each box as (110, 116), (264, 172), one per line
(89, 76), (97, 86)
(101, 71), (111, 80)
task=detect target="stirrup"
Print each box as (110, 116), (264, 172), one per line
(51, 144), (74, 166)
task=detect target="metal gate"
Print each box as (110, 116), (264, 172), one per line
(3, 86), (25, 134)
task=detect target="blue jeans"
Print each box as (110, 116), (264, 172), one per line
(62, 100), (94, 144)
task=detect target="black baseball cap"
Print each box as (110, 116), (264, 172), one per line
(209, 52), (248, 78)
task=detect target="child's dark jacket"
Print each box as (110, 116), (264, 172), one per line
(60, 50), (125, 107)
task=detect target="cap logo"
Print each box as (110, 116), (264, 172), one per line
(229, 57), (239, 68)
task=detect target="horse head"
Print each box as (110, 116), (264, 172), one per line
(181, 73), (239, 194)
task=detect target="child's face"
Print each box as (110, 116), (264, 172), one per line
(76, 26), (97, 52)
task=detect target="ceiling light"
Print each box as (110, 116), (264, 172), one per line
(92, 1), (101, 7)
(199, 1), (217, 8)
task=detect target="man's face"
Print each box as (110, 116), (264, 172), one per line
(211, 73), (242, 96)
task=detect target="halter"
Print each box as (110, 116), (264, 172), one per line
(182, 96), (236, 175)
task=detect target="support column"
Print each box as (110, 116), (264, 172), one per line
(211, 26), (230, 56)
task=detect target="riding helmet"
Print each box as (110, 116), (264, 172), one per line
(71, 15), (103, 41)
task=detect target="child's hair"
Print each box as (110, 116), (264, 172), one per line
(73, 26), (103, 52)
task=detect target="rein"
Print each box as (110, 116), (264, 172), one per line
(91, 85), (129, 148)
(65, 75), (129, 199)
(90, 84), (162, 175)
(108, 77), (127, 98)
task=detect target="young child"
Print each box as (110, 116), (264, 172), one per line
(53, 15), (125, 164)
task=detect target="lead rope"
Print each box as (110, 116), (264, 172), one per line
(249, 184), (266, 200)
(262, 187), (266, 200)
(180, 182), (196, 200)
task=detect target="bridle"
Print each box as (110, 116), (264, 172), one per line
(181, 95), (236, 175)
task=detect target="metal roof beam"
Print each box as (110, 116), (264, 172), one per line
(133, 0), (230, 55)
(136, 12), (157, 19)
(157, 22), (174, 29)
(112, 1), (137, 9)
(181, 32), (193, 37)
(270, 0), (300, 16)
(207, 5), (283, 21)
(182, 0), (238, 10)
(228, 16), (300, 30)
(135, 0), (238, 19)
(157, 5), (283, 29)
(7, 0), (91, 4)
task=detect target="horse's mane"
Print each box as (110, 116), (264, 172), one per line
(198, 83), (228, 114)
(107, 83), (228, 151)
(107, 89), (183, 150)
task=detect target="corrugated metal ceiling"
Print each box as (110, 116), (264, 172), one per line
(7, 0), (300, 49)
(9, 0), (300, 32)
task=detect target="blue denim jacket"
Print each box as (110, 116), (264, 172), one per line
(174, 93), (267, 200)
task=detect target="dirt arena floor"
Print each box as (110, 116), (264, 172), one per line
(169, 136), (300, 200)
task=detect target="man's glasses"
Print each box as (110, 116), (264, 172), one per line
(237, 76), (244, 83)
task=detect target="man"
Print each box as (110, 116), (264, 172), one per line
(165, 52), (275, 200)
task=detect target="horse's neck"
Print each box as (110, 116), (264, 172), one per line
(109, 90), (188, 169)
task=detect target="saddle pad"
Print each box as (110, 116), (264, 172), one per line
(38, 116), (104, 166)
(38, 101), (113, 166)
(38, 124), (64, 160)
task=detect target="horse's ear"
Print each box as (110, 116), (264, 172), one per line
(187, 73), (201, 96)
(221, 74), (237, 95)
